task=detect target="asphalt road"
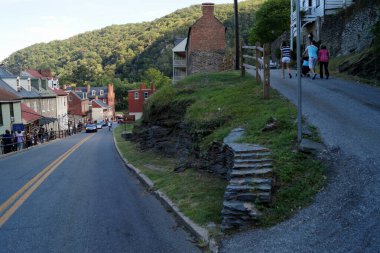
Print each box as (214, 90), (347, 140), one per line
(220, 69), (380, 252)
(0, 127), (200, 253)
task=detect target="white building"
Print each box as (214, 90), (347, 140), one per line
(172, 38), (188, 84)
(290, 0), (355, 46)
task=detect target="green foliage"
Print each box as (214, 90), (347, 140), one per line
(249, 0), (290, 44)
(116, 71), (325, 227)
(3, 0), (263, 85)
(142, 68), (171, 89)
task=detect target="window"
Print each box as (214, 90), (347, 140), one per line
(100, 90), (104, 96)
(316, 0), (320, 7)
(92, 90), (96, 96)
(134, 92), (139, 99)
(144, 92), (149, 99)
(69, 95), (72, 102)
(10, 103), (14, 117)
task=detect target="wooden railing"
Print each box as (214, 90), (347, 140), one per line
(241, 42), (271, 99)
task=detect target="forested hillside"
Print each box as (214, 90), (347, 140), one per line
(3, 0), (264, 85)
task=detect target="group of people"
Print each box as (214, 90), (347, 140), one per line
(1, 130), (26, 154)
(1, 128), (59, 155)
(280, 39), (330, 80)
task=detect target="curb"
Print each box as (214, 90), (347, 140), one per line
(113, 136), (219, 253)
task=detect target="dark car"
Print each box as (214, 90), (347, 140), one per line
(85, 124), (97, 133)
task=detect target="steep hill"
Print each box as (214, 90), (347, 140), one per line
(2, 0), (264, 85)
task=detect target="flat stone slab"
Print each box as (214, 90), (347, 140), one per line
(224, 127), (245, 144)
(299, 139), (326, 154)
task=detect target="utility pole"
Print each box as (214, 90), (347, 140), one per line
(296, 0), (302, 143)
(234, 0), (239, 70)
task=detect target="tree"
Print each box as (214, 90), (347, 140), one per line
(249, 0), (290, 44)
(142, 68), (171, 89)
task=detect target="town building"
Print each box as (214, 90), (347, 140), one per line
(172, 38), (188, 84)
(0, 87), (22, 135)
(290, 0), (355, 46)
(0, 67), (57, 133)
(91, 100), (112, 122)
(67, 90), (89, 127)
(172, 3), (226, 83)
(127, 83), (156, 120)
(65, 83), (115, 121)
(21, 69), (59, 89)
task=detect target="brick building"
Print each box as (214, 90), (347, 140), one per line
(127, 83), (156, 120)
(186, 2), (226, 75)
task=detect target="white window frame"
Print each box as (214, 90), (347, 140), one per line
(134, 92), (139, 100)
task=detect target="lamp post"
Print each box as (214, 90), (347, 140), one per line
(234, 0), (239, 70)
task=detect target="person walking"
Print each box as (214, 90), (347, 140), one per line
(280, 41), (292, 79)
(15, 130), (24, 151)
(303, 40), (319, 79)
(2, 130), (13, 154)
(108, 121), (112, 131)
(318, 44), (330, 79)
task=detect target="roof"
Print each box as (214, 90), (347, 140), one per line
(0, 87), (22, 102)
(68, 91), (88, 101)
(52, 89), (67, 96)
(173, 38), (187, 52)
(21, 103), (42, 124)
(92, 99), (111, 108)
(0, 78), (40, 99)
(0, 66), (16, 78)
(24, 70), (45, 79)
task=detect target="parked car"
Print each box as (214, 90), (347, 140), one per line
(101, 120), (107, 126)
(96, 122), (103, 129)
(269, 60), (278, 69)
(85, 124), (97, 133)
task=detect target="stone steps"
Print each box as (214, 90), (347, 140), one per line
(221, 129), (273, 231)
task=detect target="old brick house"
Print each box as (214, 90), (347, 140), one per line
(186, 3), (226, 74)
(127, 83), (156, 120)
(172, 2), (226, 83)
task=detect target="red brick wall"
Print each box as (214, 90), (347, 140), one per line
(107, 83), (115, 117)
(188, 3), (225, 53)
(128, 84), (156, 113)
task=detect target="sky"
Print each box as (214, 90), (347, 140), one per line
(0, 0), (242, 62)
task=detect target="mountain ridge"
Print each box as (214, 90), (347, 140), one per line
(2, 1), (263, 84)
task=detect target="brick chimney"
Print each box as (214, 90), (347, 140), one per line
(202, 3), (214, 17)
(86, 84), (91, 93)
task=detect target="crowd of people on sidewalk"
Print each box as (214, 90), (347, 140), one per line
(280, 36), (330, 80)
(0, 126), (82, 155)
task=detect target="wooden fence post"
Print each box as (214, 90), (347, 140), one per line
(263, 43), (270, 99)
(255, 42), (260, 84)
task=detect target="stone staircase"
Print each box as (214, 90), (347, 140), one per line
(221, 142), (273, 231)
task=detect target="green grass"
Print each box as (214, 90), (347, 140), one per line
(115, 71), (326, 228)
(114, 126), (227, 225)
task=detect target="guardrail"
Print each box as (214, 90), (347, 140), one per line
(241, 42), (271, 99)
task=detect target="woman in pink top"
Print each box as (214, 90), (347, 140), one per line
(318, 44), (330, 79)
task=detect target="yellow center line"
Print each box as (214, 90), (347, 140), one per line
(0, 135), (93, 228)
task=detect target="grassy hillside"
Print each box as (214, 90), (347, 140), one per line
(2, 0), (264, 85)
(116, 71), (326, 228)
